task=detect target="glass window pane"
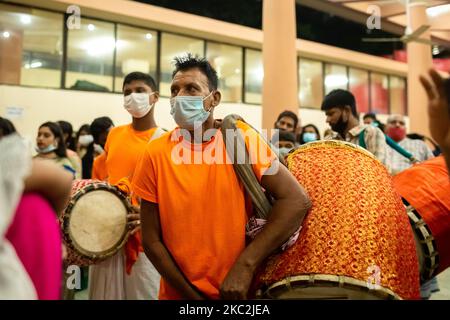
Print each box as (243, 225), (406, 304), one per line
(244, 49), (262, 104)
(160, 33), (204, 97)
(324, 63), (348, 94)
(299, 58), (323, 109)
(370, 73), (389, 114)
(206, 42), (242, 103)
(115, 25), (157, 92)
(349, 68), (369, 114)
(390, 76), (407, 116)
(66, 18), (114, 92)
(0, 4), (62, 88)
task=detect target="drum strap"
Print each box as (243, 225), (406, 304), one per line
(220, 114), (272, 219)
(358, 129), (418, 163)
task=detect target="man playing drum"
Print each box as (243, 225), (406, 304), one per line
(131, 54), (311, 299)
(88, 72), (164, 300)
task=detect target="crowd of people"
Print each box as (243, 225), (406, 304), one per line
(0, 53), (449, 300)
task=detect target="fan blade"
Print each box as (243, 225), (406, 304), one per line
(362, 38), (402, 42)
(406, 25), (430, 39)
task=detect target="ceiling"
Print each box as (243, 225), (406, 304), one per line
(321, 0), (450, 44)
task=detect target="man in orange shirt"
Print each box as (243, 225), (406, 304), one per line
(132, 54), (311, 299)
(89, 72), (164, 300)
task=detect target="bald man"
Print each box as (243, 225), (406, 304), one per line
(385, 114), (434, 175)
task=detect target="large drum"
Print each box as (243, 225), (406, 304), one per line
(392, 156), (450, 282)
(62, 179), (131, 266)
(253, 140), (420, 300)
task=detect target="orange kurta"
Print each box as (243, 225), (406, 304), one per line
(104, 124), (160, 273)
(132, 121), (276, 299)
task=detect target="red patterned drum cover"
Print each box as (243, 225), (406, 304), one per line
(253, 140), (420, 300)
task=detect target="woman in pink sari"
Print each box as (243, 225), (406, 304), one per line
(6, 158), (72, 300)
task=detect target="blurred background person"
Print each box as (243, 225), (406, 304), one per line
(407, 133), (441, 157)
(363, 112), (385, 132)
(385, 114), (434, 175)
(0, 117), (17, 139)
(90, 117), (114, 181)
(35, 122), (75, 178)
(57, 120), (81, 179)
(274, 110), (298, 133)
(299, 124), (321, 145)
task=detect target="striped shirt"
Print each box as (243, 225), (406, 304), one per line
(386, 138), (434, 175)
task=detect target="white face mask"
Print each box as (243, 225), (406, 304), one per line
(124, 92), (155, 118)
(78, 134), (94, 147)
(35, 144), (57, 154)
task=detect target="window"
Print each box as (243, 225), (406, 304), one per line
(324, 63), (348, 95)
(160, 33), (204, 96)
(66, 18), (114, 92)
(244, 49), (262, 104)
(349, 68), (369, 114)
(389, 76), (407, 115)
(370, 73), (389, 114)
(114, 25), (157, 92)
(206, 42), (242, 102)
(0, 4), (63, 88)
(299, 58), (323, 109)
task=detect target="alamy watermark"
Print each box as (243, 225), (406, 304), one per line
(169, 125), (280, 176)
(366, 264), (381, 290)
(66, 5), (81, 30)
(65, 265), (81, 290)
(366, 5), (381, 30)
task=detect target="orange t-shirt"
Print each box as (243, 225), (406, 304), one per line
(91, 152), (108, 181)
(131, 121), (277, 299)
(104, 124), (159, 186)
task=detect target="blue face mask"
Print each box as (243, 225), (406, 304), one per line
(370, 121), (379, 128)
(170, 92), (214, 130)
(302, 132), (317, 143)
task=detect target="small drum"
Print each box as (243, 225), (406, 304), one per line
(392, 156), (450, 282)
(252, 140), (420, 300)
(62, 179), (132, 266)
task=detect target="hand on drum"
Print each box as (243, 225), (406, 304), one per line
(127, 205), (141, 236)
(220, 261), (254, 300)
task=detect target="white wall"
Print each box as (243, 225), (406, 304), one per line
(1, 85), (408, 147)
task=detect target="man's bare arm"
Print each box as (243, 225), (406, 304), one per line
(220, 162), (311, 299)
(140, 200), (206, 299)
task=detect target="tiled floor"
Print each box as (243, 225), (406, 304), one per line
(430, 268), (450, 300)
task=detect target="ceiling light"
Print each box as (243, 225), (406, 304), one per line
(145, 33), (153, 40)
(87, 24), (95, 31)
(24, 61), (43, 69)
(20, 15), (31, 25)
(2, 31), (10, 38)
(427, 4), (450, 18)
(432, 45), (440, 56)
(325, 75), (349, 88)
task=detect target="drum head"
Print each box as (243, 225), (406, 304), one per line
(69, 189), (128, 258)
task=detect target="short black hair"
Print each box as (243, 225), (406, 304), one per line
(363, 113), (377, 120)
(123, 72), (157, 92)
(39, 121), (67, 158)
(321, 89), (358, 117)
(0, 117), (17, 138)
(90, 117), (114, 144)
(276, 110), (299, 129)
(278, 131), (296, 144)
(172, 53), (218, 91)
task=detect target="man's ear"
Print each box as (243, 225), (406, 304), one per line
(212, 90), (221, 107)
(151, 91), (160, 104)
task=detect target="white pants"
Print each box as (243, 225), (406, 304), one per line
(88, 250), (160, 300)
